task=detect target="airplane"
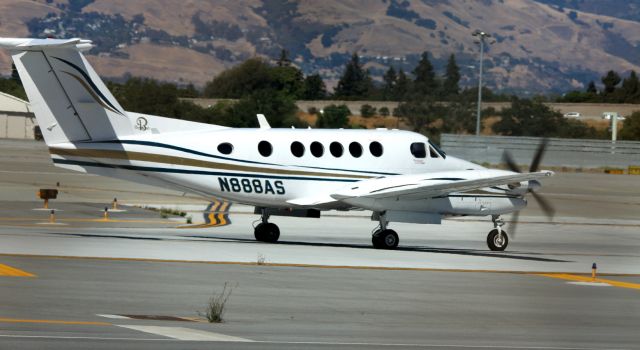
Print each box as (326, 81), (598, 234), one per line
(0, 37), (554, 251)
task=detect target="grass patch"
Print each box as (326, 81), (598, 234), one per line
(199, 282), (236, 323)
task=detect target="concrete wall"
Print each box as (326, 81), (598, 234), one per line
(441, 134), (640, 169)
(0, 113), (37, 139)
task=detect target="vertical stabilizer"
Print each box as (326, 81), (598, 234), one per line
(0, 38), (133, 144)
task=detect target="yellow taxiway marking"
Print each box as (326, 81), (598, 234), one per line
(538, 273), (640, 290)
(0, 318), (110, 326)
(0, 264), (35, 277)
(1, 253), (640, 277)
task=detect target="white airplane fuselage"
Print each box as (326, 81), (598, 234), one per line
(49, 127), (526, 216)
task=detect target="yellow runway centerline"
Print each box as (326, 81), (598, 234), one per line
(0, 317), (110, 326)
(538, 273), (640, 290)
(0, 264), (35, 277)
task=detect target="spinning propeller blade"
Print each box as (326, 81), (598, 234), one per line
(504, 138), (555, 239)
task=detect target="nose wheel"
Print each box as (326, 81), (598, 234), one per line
(254, 208), (280, 243)
(487, 215), (508, 251)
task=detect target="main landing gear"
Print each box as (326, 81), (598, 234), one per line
(487, 215), (509, 251)
(254, 208), (280, 243)
(371, 212), (399, 250)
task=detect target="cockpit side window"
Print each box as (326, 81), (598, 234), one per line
(410, 142), (427, 158)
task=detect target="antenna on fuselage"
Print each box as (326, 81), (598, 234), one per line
(256, 114), (271, 129)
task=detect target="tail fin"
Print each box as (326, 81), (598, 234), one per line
(0, 38), (133, 144)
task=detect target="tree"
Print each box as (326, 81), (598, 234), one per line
(204, 58), (273, 98)
(382, 66), (397, 100)
(334, 52), (373, 100)
(619, 111), (640, 140)
(601, 70), (621, 96)
(316, 104), (350, 128)
(360, 104), (376, 117)
(586, 80), (597, 94)
(11, 63), (20, 84)
(442, 54), (460, 98)
(394, 68), (410, 101)
(411, 51), (438, 97)
(301, 73), (326, 100)
(277, 49), (291, 67)
(620, 71), (639, 102)
(394, 96), (439, 133)
(492, 97), (598, 138)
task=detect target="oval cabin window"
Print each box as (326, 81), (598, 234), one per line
(330, 142), (343, 157)
(217, 142), (233, 155)
(258, 140), (272, 157)
(310, 141), (324, 157)
(369, 141), (383, 157)
(349, 142), (363, 158)
(291, 141), (305, 157)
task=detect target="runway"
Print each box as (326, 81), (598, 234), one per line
(1, 139), (639, 349)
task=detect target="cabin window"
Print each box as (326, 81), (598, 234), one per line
(258, 140), (272, 157)
(310, 141), (324, 157)
(217, 142), (233, 155)
(369, 141), (383, 157)
(330, 142), (343, 157)
(410, 142), (427, 158)
(291, 141), (305, 157)
(349, 142), (363, 158)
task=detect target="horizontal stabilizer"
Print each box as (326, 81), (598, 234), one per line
(0, 38), (93, 51)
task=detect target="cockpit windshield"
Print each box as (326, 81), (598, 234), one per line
(428, 140), (446, 159)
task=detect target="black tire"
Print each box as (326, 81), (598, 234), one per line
(254, 222), (280, 243)
(372, 229), (399, 250)
(487, 229), (508, 251)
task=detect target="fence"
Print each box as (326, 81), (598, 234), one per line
(440, 134), (640, 169)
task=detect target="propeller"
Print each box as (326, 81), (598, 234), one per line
(501, 138), (555, 238)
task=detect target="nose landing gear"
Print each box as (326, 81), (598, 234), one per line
(254, 208), (280, 243)
(487, 215), (508, 251)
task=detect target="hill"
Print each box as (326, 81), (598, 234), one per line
(1, 0), (640, 94)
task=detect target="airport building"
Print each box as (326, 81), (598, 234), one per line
(0, 91), (37, 139)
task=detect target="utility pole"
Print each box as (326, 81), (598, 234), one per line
(472, 30), (491, 136)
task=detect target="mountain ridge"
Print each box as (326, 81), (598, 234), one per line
(1, 0), (639, 95)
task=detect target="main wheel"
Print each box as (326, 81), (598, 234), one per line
(372, 229), (399, 250)
(254, 222), (280, 243)
(487, 229), (508, 251)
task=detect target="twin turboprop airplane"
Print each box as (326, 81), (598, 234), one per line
(0, 37), (555, 251)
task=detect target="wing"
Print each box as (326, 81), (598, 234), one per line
(330, 169), (553, 202)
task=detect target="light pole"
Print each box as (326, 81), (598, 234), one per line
(472, 30), (491, 136)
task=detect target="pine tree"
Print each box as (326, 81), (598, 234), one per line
(382, 66), (397, 100)
(586, 81), (597, 94)
(11, 63), (21, 84)
(412, 51), (438, 97)
(277, 49), (291, 67)
(621, 71), (639, 102)
(601, 70), (621, 96)
(395, 68), (410, 101)
(334, 52), (372, 99)
(442, 54), (460, 98)
(302, 73), (327, 100)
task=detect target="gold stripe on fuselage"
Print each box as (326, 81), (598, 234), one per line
(48, 148), (372, 180)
